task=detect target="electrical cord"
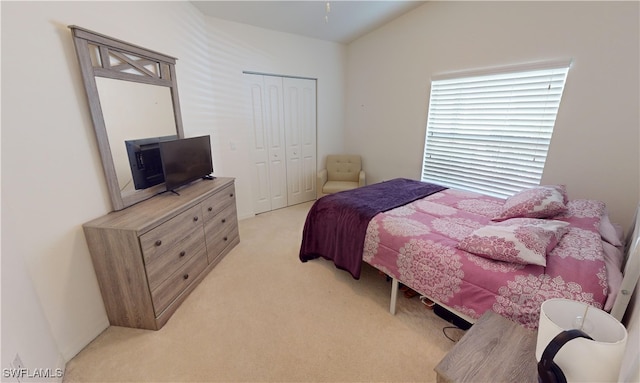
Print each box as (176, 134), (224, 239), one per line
(442, 326), (462, 342)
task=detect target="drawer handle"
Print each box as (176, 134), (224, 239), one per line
(155, 240), (162, 247)
(183, 274), (189, 280)
(193, 216), (199, 222)
(221, 218), (226, 223)
(223, 236), (228, 241)
(229, 193), (234, 198)
(208, 207), (213, 212)
(179, 251), (186, 258)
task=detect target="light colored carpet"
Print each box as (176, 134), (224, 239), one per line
(63, 201), (464, 382)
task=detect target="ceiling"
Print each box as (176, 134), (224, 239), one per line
(190, 1), (426, 44)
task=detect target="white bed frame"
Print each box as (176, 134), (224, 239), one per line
(385, 204), (640, 324)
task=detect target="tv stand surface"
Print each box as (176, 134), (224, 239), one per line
(83, 177), (239, 330)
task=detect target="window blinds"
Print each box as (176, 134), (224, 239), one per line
(421, 63), (570, 198)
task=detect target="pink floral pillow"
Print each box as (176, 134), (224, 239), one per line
(457, 218), (570, 266)
(547, 184), (569, 204)
(493, 185), (568, 221)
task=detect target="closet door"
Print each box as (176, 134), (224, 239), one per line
(246, 74), (287, 214)
(284, 78), (317, 205)
(263, 76), (288, 210)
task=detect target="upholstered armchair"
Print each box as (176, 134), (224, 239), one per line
(317, 155), (365, 199)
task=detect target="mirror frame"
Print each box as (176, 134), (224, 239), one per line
(69, 25), (184, 211)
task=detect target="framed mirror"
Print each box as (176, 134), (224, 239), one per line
(69, 26), (184, 211)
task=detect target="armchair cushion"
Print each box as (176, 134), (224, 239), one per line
(322, 180), (360, 195)
(326, 155), (362, 182)
(317, 155), (365, 198)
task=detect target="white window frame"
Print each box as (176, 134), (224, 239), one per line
(421, 60), (572, 198)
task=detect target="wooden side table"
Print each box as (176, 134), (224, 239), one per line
(434, 311), (538, 383)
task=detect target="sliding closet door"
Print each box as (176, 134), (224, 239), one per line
(263, 76), (288, 210)
(283, 78), (317, 205)
(247, 74), (287, 214)
(247, 74), (316, 214)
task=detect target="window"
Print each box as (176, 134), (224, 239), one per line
(421, 61), (571, 198)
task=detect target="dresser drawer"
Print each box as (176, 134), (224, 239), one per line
(151, 252), (207, 316)
(202, 184), (236, 221)
(145, 227), (206, 291)
(205, 203), (239, 263)
(140, 204), (203, 264)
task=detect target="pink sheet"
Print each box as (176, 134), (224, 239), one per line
(363, 188), (608, 329)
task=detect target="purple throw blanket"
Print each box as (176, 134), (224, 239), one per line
(299, 178), (446, 279)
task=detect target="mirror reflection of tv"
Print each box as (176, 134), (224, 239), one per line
(159, 135), (214, 192)
(125, 135), (178, 190)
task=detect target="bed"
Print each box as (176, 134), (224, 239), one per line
(299, 178), (639, 329)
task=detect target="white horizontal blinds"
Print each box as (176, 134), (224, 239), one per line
(421, 64), (570, 198)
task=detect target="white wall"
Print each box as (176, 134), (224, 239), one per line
(1, 0), (345, 374)
(345, 1), (639, 231)
(196, 16), (346, 220)
(2, 221), (65, 381)
(345, 3), (640, 378)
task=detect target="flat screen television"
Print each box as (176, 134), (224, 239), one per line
(159, 135), (214, 192)
(125, 135), (178, 190)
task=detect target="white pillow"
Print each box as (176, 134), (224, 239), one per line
(602, 241), (624, 270)
(602, 241), (624, 311)
(600, 213), (623, 247)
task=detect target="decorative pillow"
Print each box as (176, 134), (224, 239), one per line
(493, 186), (568, 221)
(548, 184), (569, 204)
(457, 218), (570, 266)
(600, 213), (623, 247)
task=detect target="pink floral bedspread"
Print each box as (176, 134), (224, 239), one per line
(363, 188), (608, 329)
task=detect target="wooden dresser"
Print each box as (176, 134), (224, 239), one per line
(83, 177), (239, 330)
